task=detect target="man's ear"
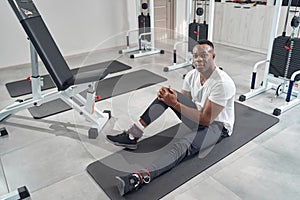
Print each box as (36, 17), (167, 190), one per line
(212, 53), (216, 59)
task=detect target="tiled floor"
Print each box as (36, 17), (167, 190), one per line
(1, 40), (300, 200)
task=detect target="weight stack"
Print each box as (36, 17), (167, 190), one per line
(138, 13), (151, 42)
(198, 23), (208, 41)
(188, 22), (208, 52)
(269, 36), (300, 81)
(288, 37), (300, 80)
(188, 22), (199, 52)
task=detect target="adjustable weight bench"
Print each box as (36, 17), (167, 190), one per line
(0, 0), (110, 138)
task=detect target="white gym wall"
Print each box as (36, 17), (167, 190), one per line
(0, 0), (136, 69)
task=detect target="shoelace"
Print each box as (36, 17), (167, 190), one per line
(117, 131), (128, 137)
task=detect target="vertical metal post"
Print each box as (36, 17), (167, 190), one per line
(149, 0), (155, 49)
(194, 0), (197, 21)
(263, 0), (283, 88)
(136, 0), (141, 19)
(208, 0), (215, 41)
(30, 42), (42, 99)
(30, 42), (39, 77)
(186, 0), (192, 61)
(283, 0), (293, 36)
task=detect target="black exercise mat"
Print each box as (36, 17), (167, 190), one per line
(5, 60), (131, 98)
(87, 102), (279, 200)
(28, 69), (167, 119)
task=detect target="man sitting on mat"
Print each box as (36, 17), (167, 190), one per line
(106, 39), (236, 196)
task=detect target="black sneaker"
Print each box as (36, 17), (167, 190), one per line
(106, 131), (138, 150)
(115, 173), (141, 196)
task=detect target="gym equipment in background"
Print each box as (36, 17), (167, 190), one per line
(119, 0), (164, 59)
(26, 69), (167, 119)
(5, 60), (131, 98)
(164, 0), (215, 72)
(87, 102), (279, 200)
(0, 186), (30, 200)
(0, 0), (111, 138)
(188, 0), (209, 52)
(239, 0), (300, 116)
(138, 2), (151, 42)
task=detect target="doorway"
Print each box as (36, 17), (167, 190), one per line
(153, 0), (176, 40)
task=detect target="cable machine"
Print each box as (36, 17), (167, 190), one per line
(163, 0), (215, 72)
(239, 0), (300, 116)
(188, 0), (209, 51)
(119, 0), (164, 59)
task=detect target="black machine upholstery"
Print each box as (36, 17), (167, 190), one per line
(138, 13), (151, 42)
(22, 17), (75, 90)
(269, 36), (300, 81)
(8, 0), (107, 91)
(188, 21), (208, 52)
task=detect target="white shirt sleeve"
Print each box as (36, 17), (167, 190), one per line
(182, 71), (193, 92)
(208, 82), (235, 107)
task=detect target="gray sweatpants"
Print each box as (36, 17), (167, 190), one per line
(140, 92), (225, 179)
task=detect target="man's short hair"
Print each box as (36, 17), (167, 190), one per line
(197, 39), (214, 50)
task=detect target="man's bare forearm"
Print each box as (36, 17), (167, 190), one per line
(172, 102), (210, 126)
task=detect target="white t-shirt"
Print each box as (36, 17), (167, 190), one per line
(182, 67), (236, 135)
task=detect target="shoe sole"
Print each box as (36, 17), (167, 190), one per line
(106, 138), (138, 150)
(115, 176), (125, 196)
